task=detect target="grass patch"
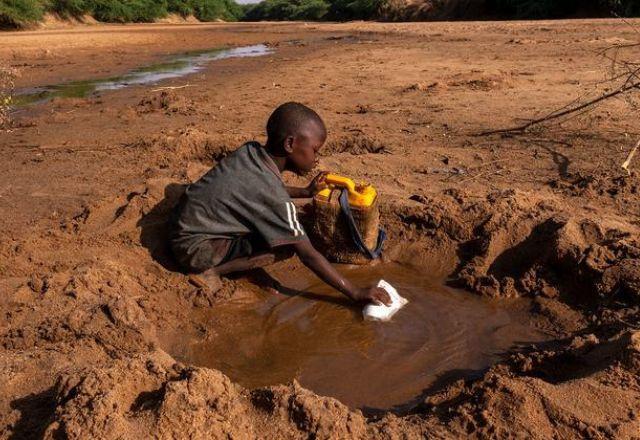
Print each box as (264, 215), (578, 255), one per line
(0, 0), (44, 28)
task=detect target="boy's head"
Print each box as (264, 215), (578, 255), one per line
(266, 102), (326, 174)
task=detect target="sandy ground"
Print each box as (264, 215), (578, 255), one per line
(1, 20), (640, 438)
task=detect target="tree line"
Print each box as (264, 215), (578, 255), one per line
(1, 0), (638, 29)
(0, 0), (243, 28)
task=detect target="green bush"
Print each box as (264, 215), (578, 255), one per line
(243, 0), (383, 21)
(243, 0), (639, 21)
(167, 0), (194, 16)
(1, 0), (638, 28)
(0, 0), (44, 28)
(247, 0), (297, 20)
(88, 0), (168, 22)
(326, 0), (381, 20)
(244, 0), (330, 20)
(50, 0), (90, 17)
(292, 0), (327, 19)
(166, 0), (241, 20)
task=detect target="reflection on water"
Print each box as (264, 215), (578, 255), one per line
(171, 263), (546, 411)
(13, 44), (273, 107)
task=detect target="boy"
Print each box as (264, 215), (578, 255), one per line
(170, 102), (391, 306)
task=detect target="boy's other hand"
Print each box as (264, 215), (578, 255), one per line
(354, 286), (392, 306)
(306, 171), (329, 196)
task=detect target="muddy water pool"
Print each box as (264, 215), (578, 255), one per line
(171, 263), (547, 412)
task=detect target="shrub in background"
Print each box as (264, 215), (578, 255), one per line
(292, 0), (328, 19)
(167, 0), (195, 16)
(327, 0), (381, 20)
(0, 0), (44, 28)
(192, 0), (242, 21)
(50, 0), (90, 17)
(89, 0), (169, 22)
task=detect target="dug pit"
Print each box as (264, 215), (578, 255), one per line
(166, 262), (548, 413)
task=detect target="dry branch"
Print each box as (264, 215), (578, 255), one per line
(476, 81), (640, 136)
(622, 139), (640, 175)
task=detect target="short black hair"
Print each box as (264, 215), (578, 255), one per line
(266, 102), (326, 147)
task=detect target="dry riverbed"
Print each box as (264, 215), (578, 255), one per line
(1, 20), (640, 438)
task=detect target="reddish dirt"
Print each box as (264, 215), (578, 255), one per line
(1, 20), (640, 438)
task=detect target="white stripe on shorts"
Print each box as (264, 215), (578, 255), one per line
(286, 202), (298, 236)
(290, 202), (304, 236)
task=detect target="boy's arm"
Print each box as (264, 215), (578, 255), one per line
(285, 171), (329, 199)
(290, 240), (391, 305)
(286, 186), (313, 198)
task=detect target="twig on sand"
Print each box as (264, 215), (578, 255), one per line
(621, 139), (640, 175)
(151, 84), (192, 92)
(476, 81), (640, 136)
(457, 168), (513, 185)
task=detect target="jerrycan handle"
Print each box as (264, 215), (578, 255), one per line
(323, 174), (377, 207)
(324, 174), (357, 194)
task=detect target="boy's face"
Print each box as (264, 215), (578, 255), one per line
(285, 125), (325, 175)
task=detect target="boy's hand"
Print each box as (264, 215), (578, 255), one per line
(354, 287), (392, 306)
(292, 241), (392, 307)
(305, 171), (329, 197)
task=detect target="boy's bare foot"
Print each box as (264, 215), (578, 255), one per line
(188, 269), (222, 293)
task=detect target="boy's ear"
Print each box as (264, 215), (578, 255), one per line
(283, 135), (295, 153)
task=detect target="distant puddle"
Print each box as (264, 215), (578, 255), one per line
(170, 263), (546, 412)
(13, 44), (273, 107)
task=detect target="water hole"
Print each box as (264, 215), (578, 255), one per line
(169, 263), (548, 413)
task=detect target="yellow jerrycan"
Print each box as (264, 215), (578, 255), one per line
(311, 174), (385, 265)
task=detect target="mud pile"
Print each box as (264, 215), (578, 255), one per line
(44, 352), (370, 439)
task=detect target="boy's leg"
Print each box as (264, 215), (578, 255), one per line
(188, 236), (293, 291)
(215, 247), (294, 275)
(184, 238), (231, 293)
(188, 269), (223, 292)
